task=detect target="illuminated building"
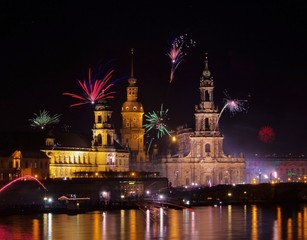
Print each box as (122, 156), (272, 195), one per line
(0, 132), (49, 180)
(245, 155), (307, 183)
(120, 49), (146, 163)
(159, 54), (246, 186)
(41, 99), (129, 179)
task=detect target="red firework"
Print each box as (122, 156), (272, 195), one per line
(63, 68), (116, 107)
(258, 126), (275, 143)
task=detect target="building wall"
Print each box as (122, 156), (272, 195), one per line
(43, 148), (129, 179)
(160, 155), (245, 187)
(245, 156), (307, 183)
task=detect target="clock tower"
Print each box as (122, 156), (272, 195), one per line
(121, 49), (146, 162)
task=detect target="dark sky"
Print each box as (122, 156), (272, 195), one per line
(1, 1), (307, 157)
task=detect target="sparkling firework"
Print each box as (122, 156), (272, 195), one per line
(63, 68), (116, 107)
(168, 34), (196, 82)
(144, 104), (172, 139)
(258, 126), (275, 143)
(29, 110), (61, 130)
(215, 93), (247, 130)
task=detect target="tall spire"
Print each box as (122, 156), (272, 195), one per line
(128, 48), (136, 86)
(130, 48), (134, 78)
(202, 53), (211, 80)
(200, 53), (213, 87)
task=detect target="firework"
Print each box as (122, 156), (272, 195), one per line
(168, 34), (196, 82)
(0, 175), (48, 194)
(258, 126), (275, 143)
(29, 110), (61, 130)
(63, 68), (116, 107)
(144, 104), (172, 139)
(215, 92), (247, 130)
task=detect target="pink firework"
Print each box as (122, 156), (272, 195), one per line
(168, 34), (196, 82)
(63, 68), (116, 107)
(0, 175), (48, 193)
(215, 93), (247, 130)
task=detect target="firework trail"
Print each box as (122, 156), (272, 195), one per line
(29, 110), (61, 130)
(144, 104), (173, 154)
(215, 92), (247, 130)
(168, 34), (196, 83)
(0, 175), (48, 193)
(63, 68), (116, 107)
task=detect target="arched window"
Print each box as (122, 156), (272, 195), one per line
(205, 118), (210, 131)
(97, 134), (102, 145)
(205, 144), (211, 153)
(205, 90), (210, 101)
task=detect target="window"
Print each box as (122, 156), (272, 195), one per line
(205, 144), (210, 153)
(205, 118), (210, 131)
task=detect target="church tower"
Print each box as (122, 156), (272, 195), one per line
(191, 53), (225, 158)
(121, 49), (146, 162)
(161, 53), (245, 187)
(92, 99), (115, 148)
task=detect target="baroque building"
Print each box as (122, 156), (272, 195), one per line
(120, 49), (146, 163)
(42, 99), (130, 179)
(160, 54), (246, 187)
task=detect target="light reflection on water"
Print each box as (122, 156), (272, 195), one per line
(0, 204), (307, 239)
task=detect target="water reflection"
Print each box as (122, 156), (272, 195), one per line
(1, 205), (307, 239)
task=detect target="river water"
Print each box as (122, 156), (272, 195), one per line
(0, 204), (306, 240)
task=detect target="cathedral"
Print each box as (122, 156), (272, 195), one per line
(158, 54), (246, 186)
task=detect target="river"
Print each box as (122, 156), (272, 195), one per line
(0, 204), (306, 239)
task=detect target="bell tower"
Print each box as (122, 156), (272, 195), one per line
(92, 99), (115, 149)
(191, 53), (225, 157)
(121, 49), (146, 162)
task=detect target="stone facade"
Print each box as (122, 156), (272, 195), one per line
(120, 49), (146, 163)
(158, 54), (246, 186)
(41, 100), (130, 179)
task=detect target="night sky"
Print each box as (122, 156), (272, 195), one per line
(1, 1), (307, 157)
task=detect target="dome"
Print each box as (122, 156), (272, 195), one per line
(121, 101), (144, 112)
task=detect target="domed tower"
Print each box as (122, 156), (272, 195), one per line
(121, 49), (146, 162)
(92, 99), (115, 149)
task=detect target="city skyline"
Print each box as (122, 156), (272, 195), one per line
(1, 1), (307, 157)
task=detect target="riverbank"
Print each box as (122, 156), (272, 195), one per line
(1, 182), (307, 215)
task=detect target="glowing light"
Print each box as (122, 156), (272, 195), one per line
(216, 91), (247, 130)
(144, 104), (172, 139)
(63, 68), (116, 107)
(0, 175), (48, 193)
(29, 110), (61, 130)
(258, 126), (275, 143)
(168, 34), (196, 82)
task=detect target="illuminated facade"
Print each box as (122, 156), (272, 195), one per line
(120, 49), (146, 162)
(42, 100), (129, 179)
(160, 54), (246, 186)
(246, 155), (307, 183)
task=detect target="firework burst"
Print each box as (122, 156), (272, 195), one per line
(144, 104), (173, 155)
(258, 126), (275, 143)
(215, 92), (247, 130)
(29, 110), (61, 130)
(63, 68), (116, 107)
(168, 34), (196, 82)
(144, 104), (172, 139)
